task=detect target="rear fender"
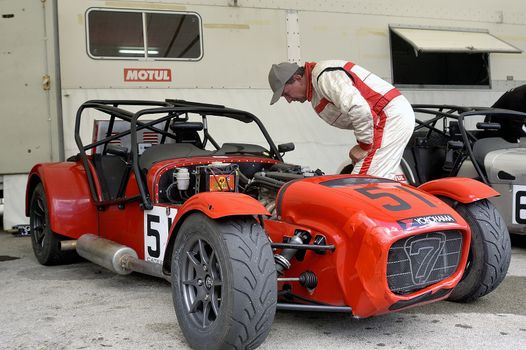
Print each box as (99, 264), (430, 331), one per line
(418, 177), (499, 203)
(26, 163), (98, 238)
(162, 192), (269, 274)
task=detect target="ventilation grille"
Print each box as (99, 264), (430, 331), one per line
(387, 231), (463, 295)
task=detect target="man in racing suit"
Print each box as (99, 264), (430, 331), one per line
(268, 60), (415, 180)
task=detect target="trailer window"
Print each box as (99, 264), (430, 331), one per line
(87, 9), (202, 60)
(389, 26), (521, 88)
(390, 29), (490, 87)
(146, 13), (201, 59)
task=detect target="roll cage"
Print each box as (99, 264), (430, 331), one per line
(73, 99), (283, 210)
(409, 104), (526, 185)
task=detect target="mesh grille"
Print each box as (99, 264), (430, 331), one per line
(387, 231), (463, 295)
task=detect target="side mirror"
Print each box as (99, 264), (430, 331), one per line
(278, 142), (295, 153)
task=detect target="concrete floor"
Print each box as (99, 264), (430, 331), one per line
(0, 231), (525, 350)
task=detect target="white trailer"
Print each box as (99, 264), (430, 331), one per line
(1, 0), (525, 228)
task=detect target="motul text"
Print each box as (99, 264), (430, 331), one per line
(124, 68), (172, 82)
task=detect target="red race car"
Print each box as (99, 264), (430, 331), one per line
(26, 100), (511, 350)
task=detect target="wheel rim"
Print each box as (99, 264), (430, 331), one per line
(181, 238), (223, 329)
(31, 194), (47, 250)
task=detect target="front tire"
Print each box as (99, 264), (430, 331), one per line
(448, 199), (511, 302)
(29, 183), (77, 265)
(171, 213), (277, 350)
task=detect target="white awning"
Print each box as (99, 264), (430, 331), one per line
(390, 26), (522, 54)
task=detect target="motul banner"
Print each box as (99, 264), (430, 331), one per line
(124, 68), (172, 82)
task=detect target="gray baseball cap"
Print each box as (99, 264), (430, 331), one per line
(268, 62), (300, 105)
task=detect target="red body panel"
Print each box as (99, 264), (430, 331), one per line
(26, 163), (98, 238)
(172, 192), (269, 222)
(98, 200), (145, 257)
(268, 174), (471, 317)
(98, 172), (145, 255)
(418, 177), (499, 203)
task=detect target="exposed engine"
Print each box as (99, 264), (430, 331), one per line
(159, 161), (322, 216)
(244, 163), (320, 218)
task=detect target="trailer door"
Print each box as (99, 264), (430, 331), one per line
(0, 0), (61, 174)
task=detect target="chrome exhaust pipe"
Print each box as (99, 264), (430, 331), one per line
(60, 240), (77, 251)
(121, 255), (166, 280)
(76, 234), (137, 275)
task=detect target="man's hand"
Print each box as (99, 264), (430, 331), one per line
(349, 145), (368, 164)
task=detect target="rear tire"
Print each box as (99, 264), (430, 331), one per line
(29, 183), (77, 265)
(448, 199), (511, 302)
(171, 213), (277, 350)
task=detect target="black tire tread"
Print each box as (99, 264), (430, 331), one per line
(219, 217), (277, 349)
(448, 199), (511, 302)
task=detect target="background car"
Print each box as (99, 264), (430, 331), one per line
(402, 105), (526, 236)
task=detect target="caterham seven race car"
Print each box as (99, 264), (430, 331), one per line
(27, 100), (511, 349)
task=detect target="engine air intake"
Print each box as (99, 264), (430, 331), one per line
(387, 231), (463, 295)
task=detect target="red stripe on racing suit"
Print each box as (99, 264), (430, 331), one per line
(312, 61), (402, 175)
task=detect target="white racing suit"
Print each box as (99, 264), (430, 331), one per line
(308, 60), (415, 180)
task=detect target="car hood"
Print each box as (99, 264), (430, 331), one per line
(276, 174), (465, 233)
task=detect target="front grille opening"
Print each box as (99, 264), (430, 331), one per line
(387, 230), (463, 295)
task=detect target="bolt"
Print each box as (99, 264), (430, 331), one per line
(197, 279), (203, 286)
(204, 294), (210, 301)
(203, 265), (208, 272)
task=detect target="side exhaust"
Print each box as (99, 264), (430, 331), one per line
(76, 234), (137, 275)
(60, 240), (77, 251)
(74, 234), (166, 279)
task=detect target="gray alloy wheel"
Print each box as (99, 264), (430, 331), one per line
(171, 213), (277, 350)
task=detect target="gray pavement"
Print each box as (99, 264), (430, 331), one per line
(0, 231), (525, 350)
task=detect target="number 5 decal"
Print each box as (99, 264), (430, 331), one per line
(146, 215), (161, 258)
(355, 186), (436, 212)
(144, 206), (177, 264)
(355, 186), (411, 211)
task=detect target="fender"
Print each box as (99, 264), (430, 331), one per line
(172, 192), (269, 225)
(418, 177), (500, 203)
(161, 192), (269, 275)
(26, 163), (98, 238)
